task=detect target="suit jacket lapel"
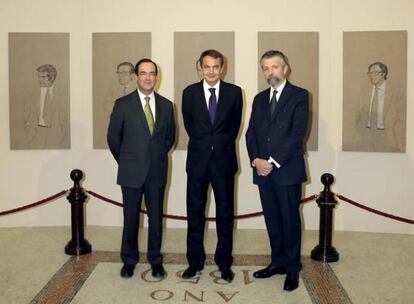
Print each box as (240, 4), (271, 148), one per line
(271, 81), (292, 121)
(132, 91), (152, 135)
(213, 81), (227, 128)
(262, 88), (272, 127)
(197, 81), (213, 127)
(153, 92), (162, 134)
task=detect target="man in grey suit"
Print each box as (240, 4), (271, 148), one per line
(107, 58), (176, 279)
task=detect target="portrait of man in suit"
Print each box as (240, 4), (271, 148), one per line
(350, 62), (405, 152)
(98, 61), (139, 149)
(102, 62), (137, 131)
(116, 61), (136, 97)
(181, 49), (243, 282)
(195, 59), (203, 80)
(107, 58), (176, 279)
(9, 32), (70, 150)
(103, 62), (136, 113)
(92, 32), (151, 149)
(342, 30), (406, 153)
(246, 50), (309, 292)
(173, 32), (235, 150)
(22, 64), (70, 149)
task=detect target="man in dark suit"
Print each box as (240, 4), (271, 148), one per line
(246, 50), (309, 291)
(107, 58), (176, 279)
(181, 49), (243, 282)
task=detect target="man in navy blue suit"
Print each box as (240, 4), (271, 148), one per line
(246, 50), (309, 291)
(181, 49), (243, 282)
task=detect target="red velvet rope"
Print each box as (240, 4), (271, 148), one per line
(86, 190), (317, 221)
(337, 194), (414, 224)
(0, 190), (68, 216)
(4, 190), (411, 225)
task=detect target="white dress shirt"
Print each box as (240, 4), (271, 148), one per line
(267, 80), (287, 168)
(203, 80), (220, 108)
(367, 81), (386, 129)
(269, 79), (286, 103)
(39, 85), (53, 127)
(137, 89), (156, 121)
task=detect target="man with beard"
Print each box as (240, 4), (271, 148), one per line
(246, 50), (309, 292)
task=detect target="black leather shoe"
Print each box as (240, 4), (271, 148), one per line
(182, 266), (203, 279)
(221, 268), (235, 282)
(253, 265), (287, 278)
(283, 272), (299, 291)
(120, 264), (135, 278)
(151, 264), (166, 278)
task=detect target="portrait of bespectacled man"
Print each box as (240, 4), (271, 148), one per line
(92, 32), (151, 149)
(342, 31), (406, 153)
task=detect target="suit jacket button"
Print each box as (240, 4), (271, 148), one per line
(267, 138), (270, 142)
(211, 146), (214, 151)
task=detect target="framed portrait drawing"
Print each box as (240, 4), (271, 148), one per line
(174, 32), (235, 150)
(9, 33), (70, 150)
(93, 32), (151, 149)
(258, 32), (319, 151)
(342, 31), (407, 153)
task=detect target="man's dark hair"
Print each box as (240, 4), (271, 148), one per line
(199, 49), (224, 67)
(260, 50), (291, 71)
(117, 61), (134, 74)
(368, 61), (388, 80)
(134, 58), (158, 75)
(37, 64), (57, 82)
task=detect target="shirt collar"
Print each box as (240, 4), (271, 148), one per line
(41, 85), (54, 91)
(203, 80), (220, 91)
(137, 89), (155, 102)
(271, 79), (286, 94)
(374, 81), (386, 92)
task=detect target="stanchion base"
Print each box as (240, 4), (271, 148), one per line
(311, 245), (340, 263)
(64, 239), (92, 256)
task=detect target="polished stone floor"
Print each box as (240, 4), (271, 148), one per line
(0, 227), (413, 303)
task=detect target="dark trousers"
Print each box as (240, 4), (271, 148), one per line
(258, 178), (302, 273)
(186, 157), (235, 270)
(120, 183), (165, 266)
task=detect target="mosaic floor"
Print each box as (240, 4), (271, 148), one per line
(1, 227), (413, 304)
(30, 251), (352, 304)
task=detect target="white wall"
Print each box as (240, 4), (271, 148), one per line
(0, 0), (413, 234)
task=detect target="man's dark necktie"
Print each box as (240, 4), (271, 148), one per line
(270, 90), (278, 116)
(208, 88), (217, 124)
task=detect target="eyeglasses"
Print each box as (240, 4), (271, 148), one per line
(116, 71), (132, 75)
(366, 71), (383, 75)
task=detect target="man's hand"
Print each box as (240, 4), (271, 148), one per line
(253, 158), (273, 176)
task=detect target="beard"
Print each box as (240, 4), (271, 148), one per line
(266, 76), (282, 87)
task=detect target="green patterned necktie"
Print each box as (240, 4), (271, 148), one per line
(144, 96), (154, 134)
